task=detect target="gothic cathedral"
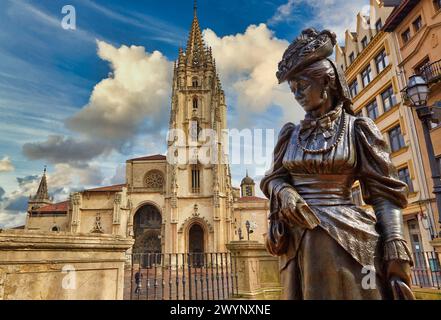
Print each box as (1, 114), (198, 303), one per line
(25, 5), (270, 255)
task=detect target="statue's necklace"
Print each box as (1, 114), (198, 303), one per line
(296, 111), (346, 154)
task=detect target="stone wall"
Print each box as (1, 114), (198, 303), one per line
(0, 230), (133, 300)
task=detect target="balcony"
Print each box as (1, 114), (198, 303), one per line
(421, 59), (441, 85)
(400, 59), (441, 105)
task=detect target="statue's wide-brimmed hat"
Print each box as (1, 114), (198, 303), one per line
(276, 28), (337, 84)
(277, 28), (354, 115)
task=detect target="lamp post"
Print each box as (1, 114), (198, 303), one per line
(406, 75), (441, 232)
(238, 227), (243, 240)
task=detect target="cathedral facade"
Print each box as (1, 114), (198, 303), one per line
(25, 8), (269, 255)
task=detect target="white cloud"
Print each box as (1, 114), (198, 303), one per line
(268, 0), (297, 25)
(67, 41), (173, 143)
(203, 23), (304, 126)
(0, 211), (26, 230)
(25, 40), (173, 167)
(0, 156), (14, 172)
(267, 0), (368, 44)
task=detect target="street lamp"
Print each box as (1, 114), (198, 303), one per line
(245, 220), (253, 241)
(406, 75), (441, 232)
(407, 75), (429, 107)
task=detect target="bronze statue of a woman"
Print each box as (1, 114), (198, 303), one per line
(260, 28), (414, 300)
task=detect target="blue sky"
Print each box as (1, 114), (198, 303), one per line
(0, 0), (368, 228)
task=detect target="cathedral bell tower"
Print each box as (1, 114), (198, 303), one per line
(165, 2), (234, 253)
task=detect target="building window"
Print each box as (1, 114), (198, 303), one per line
(191, 166), (201, 193)
(349, 79), (359, 98)
(193, 97), (198, 109)
(412, 16), (422, 32)
(245, 186), (253, 197)
(361, 36), (368, 49)
(414, 57), (431, 76)
(190, 120), (201, 141)
(375, 49), (389, 74)
(375, 19), (382, 32)
(398, 167), (414, 193)
(435, 0), (441, 11)
(388, 125), (405, 153)
(401, 28), (411, 44)
(361, 65), (372, 87)
(52, 226), (60, 232)
(381, 86), (397, 111)
(366, 99), (379, 120)
(351, 187), (363, 206)
(192, 77), (199, 87)
(349, 52), (355, 64)
(437, 157), (441, 177)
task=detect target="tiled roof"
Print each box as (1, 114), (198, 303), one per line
(237, 196), (267, 202)
(128, 154), (166, 162)
(383, 0), (420, 32)
(85, 184), (126, 192)
(34, 201), (69, 213)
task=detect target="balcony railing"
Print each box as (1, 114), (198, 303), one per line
(421, 59), (441, 85)
(400, 60), (441, 104)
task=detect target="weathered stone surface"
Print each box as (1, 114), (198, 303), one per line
(0, 230), (133, 300)
(226, 241), (282, 300)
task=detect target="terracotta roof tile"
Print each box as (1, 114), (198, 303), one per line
(34, 201), (69, 213)
(237, 196), (267, 202)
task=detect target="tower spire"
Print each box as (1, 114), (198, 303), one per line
(33, 166), (50, 202)
(186, 0), (205, 63)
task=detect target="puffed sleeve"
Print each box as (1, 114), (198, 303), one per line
(260, 122), (295, 200)
(355, 117), (413, 264)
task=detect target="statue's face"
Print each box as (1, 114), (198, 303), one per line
(288, 74), (326, 112)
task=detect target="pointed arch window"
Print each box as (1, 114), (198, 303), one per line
(193, 97), (198, 109)
(191, 165), (201, 193)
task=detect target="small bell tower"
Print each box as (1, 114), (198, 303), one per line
(28, 166), (52, 211)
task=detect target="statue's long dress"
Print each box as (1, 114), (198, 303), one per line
(260, 106), (410, 300)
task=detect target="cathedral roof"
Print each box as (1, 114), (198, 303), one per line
(33, 201), (69, 213)
(237, 196), (267, 202)
(84, 184), (126, 192)
(128, 154), (166, 162)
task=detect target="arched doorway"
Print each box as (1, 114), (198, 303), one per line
(188, 224), (204, 266)
(133, 204), (162, 267)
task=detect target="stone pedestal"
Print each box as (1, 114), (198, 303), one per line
(0, 230), (133, 300)
(226, 240), (282, 300)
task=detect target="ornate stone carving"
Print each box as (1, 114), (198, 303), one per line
(144, 170), (165, 190)
(178, 216), (214, 233)
(91, 213), (104, 234)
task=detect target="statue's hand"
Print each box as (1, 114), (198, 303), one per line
(279, 187), (320, 229)
(387, 259), (412, 287)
